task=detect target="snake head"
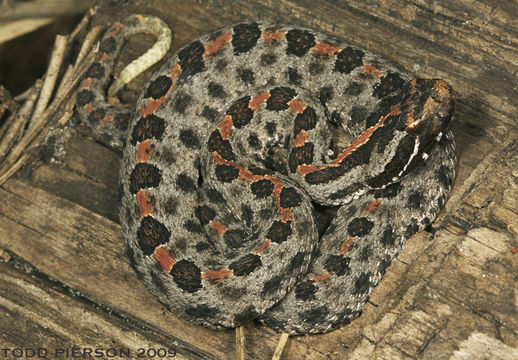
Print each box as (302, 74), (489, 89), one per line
(365, 78), (454, 189)
(401, 78), (455, 147)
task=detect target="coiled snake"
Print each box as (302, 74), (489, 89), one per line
(76, 15), (456, 335)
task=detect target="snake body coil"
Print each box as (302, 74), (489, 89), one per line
(77, 16), (456, 335)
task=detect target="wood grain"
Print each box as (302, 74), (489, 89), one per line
(0, 0), (516, 359)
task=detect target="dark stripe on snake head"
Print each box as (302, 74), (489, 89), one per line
(366, 135), (418, 188)
(328, 182), (363, 201)
(136, 216), (170, 255)
(304, 165), (347, 185)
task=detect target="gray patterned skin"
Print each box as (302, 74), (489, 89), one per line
(77, 17), (456, 335)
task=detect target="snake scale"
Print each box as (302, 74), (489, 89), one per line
(76, 15), (456, 335)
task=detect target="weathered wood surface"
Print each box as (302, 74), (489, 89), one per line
(1, 0), (517, 359)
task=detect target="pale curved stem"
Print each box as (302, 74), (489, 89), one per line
(108, 15), (172, 97)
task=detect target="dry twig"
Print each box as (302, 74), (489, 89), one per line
(272, 333), (289, 360)
(235, 326), (246, 360)
(0, 6), (100, 185)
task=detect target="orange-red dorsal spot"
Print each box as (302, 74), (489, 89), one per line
(212, 152), (255, 182)
(102, 114), (114, 123)
(202, 269), (234, 281)
(261, 30), (285, 42)
(511, 247), (518, 255)
(84, 104), (95, 113)
(313, 42), (340, 56)
(136, 139), (154, 162)
(363, 64), (382, 78)
(253, 239), (272, 255)
(98, 53), (108, 63)
(154, 246), (175, 273)
(209, 220), (227, 235)
(296, 164), (320, 175)
(141, 97), (166, 118)
(288, 99), (306, 114)
(364, 199), (381, 214)
(170, 63), (182, 81)
(249, 91), (271, 111)
(141, 65), (181, 118)
(136, 189), (153, 217)
(363, 65), (381, 79)
(220, 115), (233, 140)
(294, 130), (307, 147)
(105, 23), (124, 38)
(330, 103), (402, 166)
(269, 176), (292, 222)
(239, 166), (263, 182)
(204, 33), (232, 57)
(82, 78), (92, 89)
(311, 272), (330, 283)
(338, 237), (354, 255)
